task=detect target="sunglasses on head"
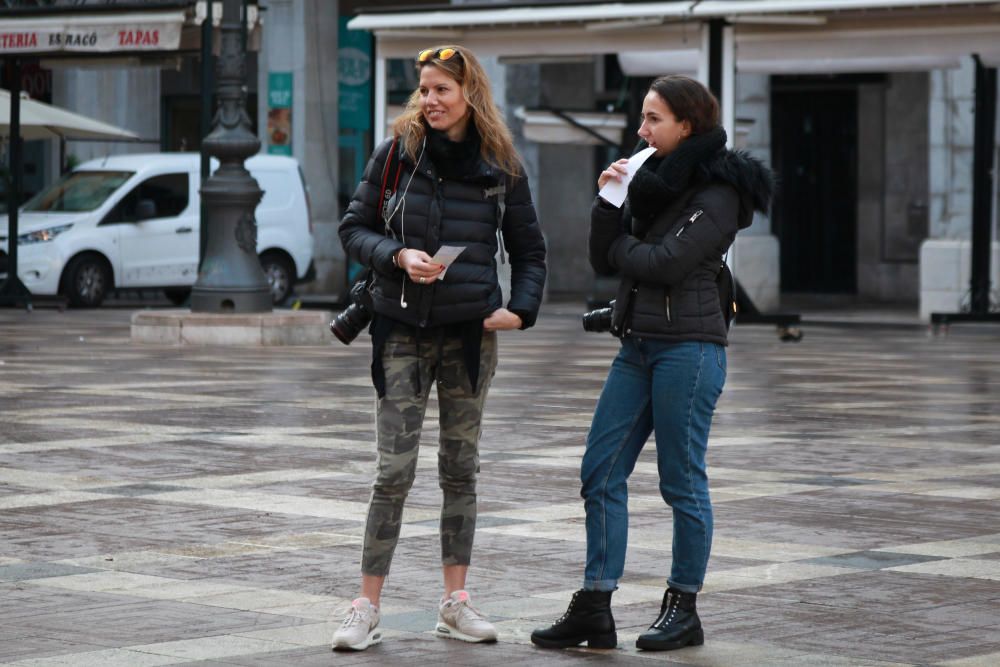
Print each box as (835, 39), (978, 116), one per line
(417, 47), (460, 64)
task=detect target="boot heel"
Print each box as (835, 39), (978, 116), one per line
(690, 628), (704, 646)
(587, 632), (617, 649)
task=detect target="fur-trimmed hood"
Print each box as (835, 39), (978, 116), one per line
(696, 149), (774, 229)
(628, 132), (774, 231)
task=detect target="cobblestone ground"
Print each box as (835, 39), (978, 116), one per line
(1, 305), (999, 666)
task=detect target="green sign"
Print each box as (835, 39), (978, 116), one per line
(338, 17), (371, 131)
(267, 71), (292, 155)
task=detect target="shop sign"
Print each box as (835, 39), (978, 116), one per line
(0, 20), (182, 54)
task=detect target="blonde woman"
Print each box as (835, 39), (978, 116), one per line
(333, 45), (546, 650)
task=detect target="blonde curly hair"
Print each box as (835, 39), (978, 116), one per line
(391, 45), (521, 178)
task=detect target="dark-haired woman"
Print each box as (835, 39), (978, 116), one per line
(531, 75), (772, 652)
(333, 45), (546, 651)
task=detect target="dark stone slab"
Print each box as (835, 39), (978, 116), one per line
(0, 562), (101, 581)
(408, 515), (536, 529)
(87, 483), (193, 496)
(783, 476), (880, 487)
(803, 550), (948, 570)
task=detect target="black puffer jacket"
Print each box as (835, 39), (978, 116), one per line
(590, 149), (773, 345)
(339, 134), (546, 329)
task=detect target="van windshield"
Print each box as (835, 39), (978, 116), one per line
(23, 171), (134, 213)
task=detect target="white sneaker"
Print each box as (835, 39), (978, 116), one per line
(435, 590), (498, 643)
(331, 597), (382, 651)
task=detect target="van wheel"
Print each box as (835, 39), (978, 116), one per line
(163, 288), (191, 306)
(63, 254), (111, 308)
(260, 252), (294, 305)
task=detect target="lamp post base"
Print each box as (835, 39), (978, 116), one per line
(0, 276), (32, 309)
(190, 285), (272, 314)
(131, 309), (334, 345)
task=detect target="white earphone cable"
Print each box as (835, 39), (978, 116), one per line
(392, 136), (427, 310)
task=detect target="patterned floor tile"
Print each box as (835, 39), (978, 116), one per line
(803, 550), (948, 570)
(2, 306), (999, 665)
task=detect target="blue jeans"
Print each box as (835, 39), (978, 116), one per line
(581, 338), (726, 594)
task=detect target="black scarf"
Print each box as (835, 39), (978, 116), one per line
(627, 126), (728, 223)
(425, 123), (482, 180)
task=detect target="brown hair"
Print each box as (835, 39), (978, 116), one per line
(648, 75), (720, 135)
(392, 45), (522, 177)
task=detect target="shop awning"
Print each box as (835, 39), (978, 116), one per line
(351, 0), (1000, 149)
(350, 0), (1000, 32)
(0, 10), (188, 56)
(349, 0), (1000, 71)
(0, 89), (139, 140)
(0, 2), (261, 60)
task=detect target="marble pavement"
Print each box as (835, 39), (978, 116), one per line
(1, 305), (999, 666)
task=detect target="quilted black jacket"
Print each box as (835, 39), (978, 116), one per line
(590, 149), (773, 344)
(339, 136), (547, 329)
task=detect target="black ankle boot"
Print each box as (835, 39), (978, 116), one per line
(636, 588), (703, 651)
(530, 589), (616, 649)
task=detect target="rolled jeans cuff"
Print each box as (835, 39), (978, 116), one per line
(667, 579), (701, 594)
(583, 579), (619, 592)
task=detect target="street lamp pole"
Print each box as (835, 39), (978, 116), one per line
(0, 57), (32, 309)
(191, 0), (271, 313)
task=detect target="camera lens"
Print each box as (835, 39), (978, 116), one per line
(330, 304), (362, 344)
(331, 280), (374, 345)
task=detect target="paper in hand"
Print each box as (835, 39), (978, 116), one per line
(431, 245), (466, 279)
(597, 146), (657, 208)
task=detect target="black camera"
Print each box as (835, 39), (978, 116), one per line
(331, 279), (373, 345)
(582, 300), (615, 333)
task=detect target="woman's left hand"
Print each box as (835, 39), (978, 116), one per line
(598, 158), (629, 190)
(483, 308), (522, 331)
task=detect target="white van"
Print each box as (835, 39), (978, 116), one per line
(0, 152), (314, 307)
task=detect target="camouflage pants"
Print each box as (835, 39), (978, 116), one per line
(362, 328), (499, 576)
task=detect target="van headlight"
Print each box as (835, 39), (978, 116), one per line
(18, 224), (73, 245)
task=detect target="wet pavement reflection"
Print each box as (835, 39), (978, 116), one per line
(1, 305), (999, 666)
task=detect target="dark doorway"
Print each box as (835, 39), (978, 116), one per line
(160, 94), (258, 152)
(771, 79), (859, 293)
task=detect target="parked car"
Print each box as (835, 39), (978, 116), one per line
(0, 152), (315, 307)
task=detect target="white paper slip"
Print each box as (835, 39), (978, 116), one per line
(432, 245), (466, 279)
(597, 146), (657, 208)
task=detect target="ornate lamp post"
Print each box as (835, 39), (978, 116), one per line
(191, 0), (271, 313)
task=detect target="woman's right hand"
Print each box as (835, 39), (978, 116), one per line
(397, 248), (444, 283)
(597, 159), (629, 190)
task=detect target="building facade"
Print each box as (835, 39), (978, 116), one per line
(352, 0), (1000, 320)
(6, 0), (999, 320)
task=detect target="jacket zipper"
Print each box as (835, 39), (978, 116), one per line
(663, 209), (701, 323)
(675, 209), (704, 237)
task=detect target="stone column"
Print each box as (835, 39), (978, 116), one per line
(920, 59), (1000, 320)
(732, 72), (780, 311)
(257, 0), (343, 300)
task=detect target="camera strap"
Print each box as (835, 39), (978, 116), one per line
(379, 137), (404, 230)
(718, 248), (737, 330)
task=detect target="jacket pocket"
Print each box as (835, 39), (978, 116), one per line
(664, 289), (673, 324)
